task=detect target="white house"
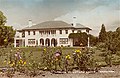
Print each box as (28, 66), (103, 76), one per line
(14, 20), (91, 47)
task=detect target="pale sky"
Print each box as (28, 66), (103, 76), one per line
(0, 0), (120, 36)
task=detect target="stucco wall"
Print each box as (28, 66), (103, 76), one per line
(15, 28), (88, 47)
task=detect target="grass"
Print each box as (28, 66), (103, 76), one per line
(0, 47), (120, 68)
(0, 46), (120, 78)
(0, 47), (76, 67)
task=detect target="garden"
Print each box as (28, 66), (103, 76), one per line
(0, 46), (120, 78)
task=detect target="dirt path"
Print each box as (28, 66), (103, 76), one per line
(0, 66), (120, 78)
(1, 73), (120, 78)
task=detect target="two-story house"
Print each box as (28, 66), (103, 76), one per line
(14, 20), (91, 47)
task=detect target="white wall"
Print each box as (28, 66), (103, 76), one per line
(15, 28), (88, 47)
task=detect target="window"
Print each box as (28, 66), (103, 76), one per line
(51, 30), (56, 34)
(33, 31), (35, 35)
(39, 31), (44, 35)
(59, 30), (62, 34)
(28, 31), (30, 35)
(65, 30), (68, 34)
(86, 29), (89, 33)
(48, 31), (50, 34)
(22, 31), (25, 37)
(28, 39), (35, 44)
(59, 38), (68, 44)
(45, 31), (47, 34)
(45, 30), (50, 35)
(77, 30), (81, 33)
(54, 30), (56, 34)
(51, 30), (53, 34)
(72, 30), (74, 33)
(39, 31), (41, 34)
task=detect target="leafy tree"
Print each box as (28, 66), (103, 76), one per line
(0, 26), (15, 47)
(0, 11), (6, 26)
(98, 26), (120, 51)
(99, 24), (107, 42)
(69, 32), (98, 46)
(104, 50), (113, 67)
(105, 29), (120, 53)
(116, 27), (120, 50)
(89, 35), (99, 46)
(69, 32), (88, 46)
(0, 11), (15, 47)
(97, 27), (120, 66)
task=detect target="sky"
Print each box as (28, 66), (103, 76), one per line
(0, 0), (120, 36)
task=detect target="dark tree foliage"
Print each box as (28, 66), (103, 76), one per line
(116, 27), (120, 33)
(97, 27), (120, 67)
(105, 27), (120, 52)
(0, 11), (6, 26)
(0, 26), (15, 47)
(89, 34), (99, 46)
(69, 32), (88, 46)
(99, 24), (107, 42)
(69, 32), (98, 46)
(116, 27), (120, 50)
(0, 11), (15, 47)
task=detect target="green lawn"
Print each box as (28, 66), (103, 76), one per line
(0, 47), (120, 68)
(0, 47), (78, 67)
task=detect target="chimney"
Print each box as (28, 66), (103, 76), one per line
(72, 17), (77, 27)
(28, 20), (32, 27)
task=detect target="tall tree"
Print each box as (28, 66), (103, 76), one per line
(0, 11), (6, 26)
(0, 11), (15, 47)
(105, 27), (120, 53)
(99, 24), (107, 42)
(116, 27), (120, 51)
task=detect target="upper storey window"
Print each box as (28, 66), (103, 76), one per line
(33, 31), (35, 35)
(39, 31), (44, 35)
(72, 30), (74, 33)
(22, 31), (25, 37)
(51, 30), (56, 34)
(60, 30), (62, 34)
(65, 30), (68, 34)
(77, 30), (81, 33)
(28, 31), (30, 35)
(45, 30), (51, 34)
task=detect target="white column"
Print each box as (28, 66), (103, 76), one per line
(70, 39), (73, 47)
(44, 39), (46, 46)
(87, 33), (90, 48)
(88, 37), (90, 47)
(25, 39), (28, 47)
(38, 39), (40, 46)
(14, 38), (16, 47)
(57, 38), (60, 46)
